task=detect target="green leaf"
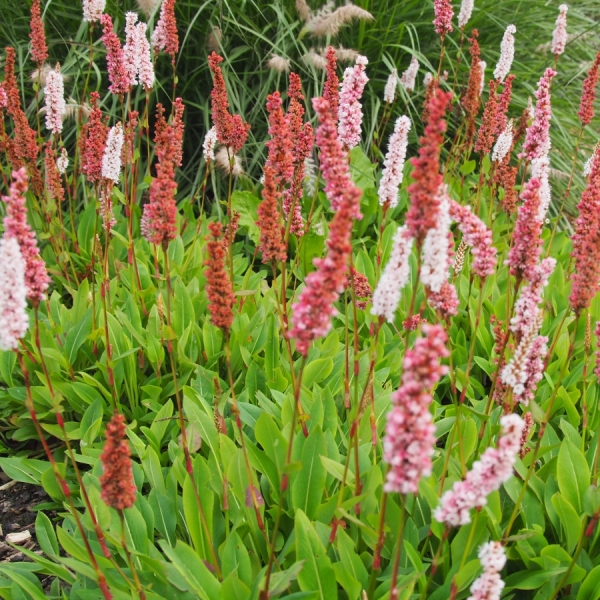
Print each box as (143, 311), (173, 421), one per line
(149, 489), (177, 546)
(292, 426), (327, 520)
(142, 446), (166, 494)
(80, 398), (103, 448)
(231, 191), (261, 244)
(577, 565), (600, 600)
(557, 439), (590, 513)
(302, 358), (334, 389)
(0, 458), (48, 485)
(35, 512), (59, 557)
(160, 540), (221, 600)
(551, 493), (583, 553)
(295, 510), (338, 600)
(65, 307), (93, 366)
(222, 532), (252, 587)
(268, 561), (306, 596)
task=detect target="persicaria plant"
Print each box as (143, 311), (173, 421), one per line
(0, 1), (599, 599)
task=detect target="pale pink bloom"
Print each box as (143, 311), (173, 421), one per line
(0, 236), (29, 351)
(468, 542), (506, 600)
(502, 324), (548, 406)
(494, 25), (516, 82)
(102, 123), (124, 183)
(458, 0), (474, 29)
(384, 69), (398, 104)
(203, 126), (218, 161)
(435, 414), (525, 526)
(43, 65), (65, 135)
(383, 324), (449, 494)
(57, 148), (68, 174)
(136, 23), (154, 89)
(433, 0), (454, 37)
(479, 61), (487, 94)
(371, 225), (413, 322)
(492, 120), (513, 162)
(400, 57), (419, 92)
(449, 201), (497, 277)
(2, 169), (50, 303)
(83, 0), (106, 22)
(583, 154), (594, 177)
(510, 257), (556, 339)
(519, 68), (556, 161)
(283, 188), (305, 237)
(378, 115), (411, 208)
(421, 190), (451, 293)
(551, 5), (568, 56)
(423, 72), (433, 88)
(338, 55), (369, 149)
(429, 282), (459, 318)
(531, 155), (552, 220)
(123, 13), (140, 86)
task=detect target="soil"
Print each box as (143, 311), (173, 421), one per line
(0, 471), (49, 564)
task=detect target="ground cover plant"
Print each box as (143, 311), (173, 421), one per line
(0, 0), (599, 599)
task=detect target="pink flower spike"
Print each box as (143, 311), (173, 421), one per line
(551, 5), (568, 57)
(435, 414), (525, 526)
(399, 57), (419, 93)
(384, 69), (398, 103)
(123, 12), (140, 86)
(578, 51), (600, 126)
(1, 168), (50, 304)
(506, 178), (543, 282)
(102, 123), (124, 183)
(421, 190), (452, 293)
(468, 542), (507, 600)
(100, 14), (130, 96)
(83, 0), (105, 22)
(0, 236), (29, 351)
(383, 324), (449, 494)
(136, 23), (155, 89)
(449, 201), (497, 277)
(458, 0), (474, 29)
(371, 225), (414, 322)
(378, 115), (411, 208)
(519, 68), (556, 161)
(338, 55), (369, 149)
(151, 0), (179, 59)
(433, 0), (454, 38)
(494, 25), (516, 82)
(288, 97), (362, 356)
(43, 64), (65, 135)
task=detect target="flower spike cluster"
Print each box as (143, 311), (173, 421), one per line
(100, 413), (137, 511)
(383, 324), (449, 494)
(462, 31), (483, 143)
(399, 57), (419, 92)
(338, 55), (369, 149)
(378, 115), (411, 208)
(289, 97), (362, 356)
(468, 543), (507, 600)
(204, 222), (235, 331)
(265, 91), (293, 187)
(458, 0), (474, 29)
(208, 53), (250, 154)
(578, 51), (600, 126)
(82, 92), (109, 184)
(552, 5), (569, 56)
(44, 65), (66, 135)
(152, 0), (179, 59)
(83, 0), (105, 22)
(570, 147), (600, 314)
(433, 0), (454, 38)
(101, 123), (124, 183)
(435, 414), (525, 526)
(0, 236), (29, 351)
(506, 178), (543, 282)
(323, 47), (340, 124)
(384, 69), (398, 104)
(519, 68), (556, 161)
(421, 191), (452, 293)
(29, 0), (48, 66)
(257, 166), (286, 264)
(494, 25), (516, 82)
(406, 88), (452, 244)
(371, 225), (414, 322)
(2, 168), (50, 304)
(124, 12), (154, 89)
(100, 14), (130, 95)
